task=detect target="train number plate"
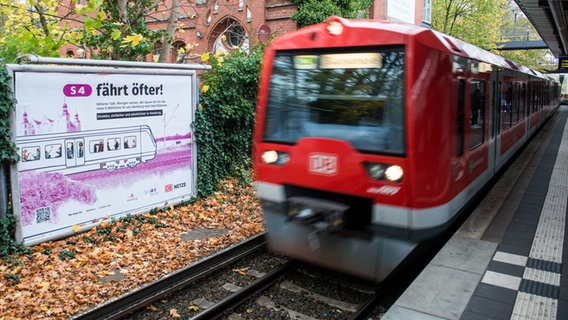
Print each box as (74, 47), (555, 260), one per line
(308, 153), (338, 175)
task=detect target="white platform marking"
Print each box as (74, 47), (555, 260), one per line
(481, 270), (521, 291)
(493, 251), (528, 266)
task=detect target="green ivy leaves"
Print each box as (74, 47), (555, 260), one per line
(0, 61), (19, 163)
(0, 62), (26, 259)
(291, 0), (372, 28)
(194, 45), (264, 197)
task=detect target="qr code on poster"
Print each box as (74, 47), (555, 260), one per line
(36, 206), (51, 223)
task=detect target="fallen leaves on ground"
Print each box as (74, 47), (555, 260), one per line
(169, 308), (181, 318)
(0, 179), (264, 320)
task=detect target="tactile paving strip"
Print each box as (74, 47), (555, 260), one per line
(480, 119), (568, 320)
(510, 119), (568, 320)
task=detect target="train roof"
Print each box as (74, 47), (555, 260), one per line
(268, 16), (548, 80)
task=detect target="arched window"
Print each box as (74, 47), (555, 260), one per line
(211, 19), (249, 53)
(226, 24), (245, 47)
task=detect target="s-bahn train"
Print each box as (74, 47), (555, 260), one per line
(17, 125), (157, 175)
(253, 17), (560, 282)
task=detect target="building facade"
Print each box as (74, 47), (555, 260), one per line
(59, 0), (430, 63)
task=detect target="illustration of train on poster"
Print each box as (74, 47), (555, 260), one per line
(7, 61), (200, 246)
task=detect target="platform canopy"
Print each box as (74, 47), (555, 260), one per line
(515, 0), (568, 58)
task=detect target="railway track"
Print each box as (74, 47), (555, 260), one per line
(71, 232), (416, 320)
(172, 233), (446, 319)
(187, 261), (390, 320)
(190, 261), (295, 319)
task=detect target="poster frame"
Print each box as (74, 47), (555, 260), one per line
(6, 56), (210, 246)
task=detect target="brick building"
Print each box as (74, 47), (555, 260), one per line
(59, 0), (430, 63)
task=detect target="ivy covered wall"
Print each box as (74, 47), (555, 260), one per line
(194, 45), (264, 197)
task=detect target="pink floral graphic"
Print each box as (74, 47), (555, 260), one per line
(19, 171), (97, 226)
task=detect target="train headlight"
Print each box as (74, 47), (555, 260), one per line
(385, 165), (403, 182)
(327, 21), (343, 35)
(261, 150), (289, 165)
(365, 162), (403, 182)
(261, 150), (278, 164)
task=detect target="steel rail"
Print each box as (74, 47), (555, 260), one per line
(70, 233), (266, 320)
(347, 287), (383, 320)
(190, 260), (295, 320)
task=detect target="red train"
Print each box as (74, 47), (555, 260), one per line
(253, 17), (560, 282)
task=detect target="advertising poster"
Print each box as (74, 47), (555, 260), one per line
(11, 69), (196, 246)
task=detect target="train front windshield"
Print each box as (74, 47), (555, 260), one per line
(263, 47), (405, 155)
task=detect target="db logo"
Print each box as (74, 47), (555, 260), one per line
(308, 153), (338, 176)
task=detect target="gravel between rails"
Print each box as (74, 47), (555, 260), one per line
(121, 248), (288, 319)
(122, 247), (403, 320)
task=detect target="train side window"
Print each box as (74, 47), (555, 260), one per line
(521, 83), (531, 119)
(91, 140), (104, 153)
(107, 138), (121, 151)
(539, 83), (543, 109)
(22, 146), (40, 162)
(45, 144), (62, 159)
(456, 79), (465, 157)
(124, 136), (137, 149)
(469, 80), (485, 149)
(512, 83), (521, 124)
(531, 84), (537, 113)
(66, 142), (74, 159)
(531, 84), (535, 113)
(503, 82), (512, 129)
(77, 142), (84, 158)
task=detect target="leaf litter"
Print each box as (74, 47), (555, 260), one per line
(0, 179), (264, 319)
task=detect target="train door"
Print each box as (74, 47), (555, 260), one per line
(467, 78), (488, 178)
(525, 81), (531, 133)
(491, 69), (518, 171)
(64, 138), (85, 167)
(487, 70), (500, 176)
(452, 77), (468, 189)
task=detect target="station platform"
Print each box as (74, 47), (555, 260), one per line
(382, 106), (568, 320)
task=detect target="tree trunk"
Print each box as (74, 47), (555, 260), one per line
(159, 0), (181, 63)
(118, 0), (128, 30)
(112, 0), (129, 60)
